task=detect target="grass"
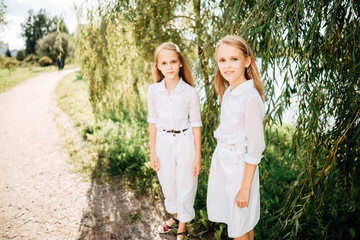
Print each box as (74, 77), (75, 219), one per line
(0, 64), (78, 93)
(56, 70), (94, 129)
(55, 70), (97, 178)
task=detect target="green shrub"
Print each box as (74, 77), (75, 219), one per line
(24, 54), (38, 65)
(16, 49), (26, 61)
(2, 57), (19, 75)
(38, 56), (53, 67)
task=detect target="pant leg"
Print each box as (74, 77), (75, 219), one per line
(175, 130), (197, 222)
(155, 131), (178, 214)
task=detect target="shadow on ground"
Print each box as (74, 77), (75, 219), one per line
(77, 178), (177, 240)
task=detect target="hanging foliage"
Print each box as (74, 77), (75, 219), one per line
(76, 0), (359, 238)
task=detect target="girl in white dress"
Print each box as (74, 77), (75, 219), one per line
(147, 42), (202, 240)
(207, 35), (265, 240)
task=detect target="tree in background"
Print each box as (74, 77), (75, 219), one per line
(21, 9), (68, 55)
(0, 0), (6, 27)
(16, 50), (25, 61)
(2, 58), (18, 75)
(23, 54), (37, 65)
(5, 48), (11, 57)
(36, 32), (74, 67)
(52, 15), (69, 34)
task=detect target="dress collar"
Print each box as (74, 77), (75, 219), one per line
(226, 79), (254, 96)
(157, 78), (186, 92)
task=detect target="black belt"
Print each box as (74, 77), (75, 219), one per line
(163, 128), (188, 134)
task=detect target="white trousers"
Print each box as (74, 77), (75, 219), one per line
(155, 129), (198, 223)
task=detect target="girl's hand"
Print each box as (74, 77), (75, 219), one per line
(150, 154), (160, 172)
(192, 159), (201, 178)
(236, 187), (250, 208)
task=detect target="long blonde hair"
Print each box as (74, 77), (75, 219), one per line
(152, 42), (194, 87)
(214, 35), (264, 102)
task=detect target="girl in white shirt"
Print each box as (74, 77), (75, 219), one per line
(207, 35), (265, 240)
(147, 42), (202, 240)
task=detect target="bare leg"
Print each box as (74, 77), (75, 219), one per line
(158, 213), (178, 232)
(177, 221), (186, 240)
(166, 213), (178, 226)
(234, 229), (254, 240)
(234, 234), (249, 240)
(248, 229), (254, 240)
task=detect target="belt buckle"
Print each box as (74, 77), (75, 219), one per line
(173, 133), (176, 137)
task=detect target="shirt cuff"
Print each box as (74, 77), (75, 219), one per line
(244, 154), (262, 165)
(147, 117), (157, 124)
(190, 121), (202, 127)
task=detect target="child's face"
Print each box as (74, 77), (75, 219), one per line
(157, 49), (182, 81)
(217, 44), (250, 85)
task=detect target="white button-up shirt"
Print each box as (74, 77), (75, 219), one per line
(147, 78), (202, 130)
(214, 79), (265, 165)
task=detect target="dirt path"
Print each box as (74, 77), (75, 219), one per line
(0, 70), (175, 240)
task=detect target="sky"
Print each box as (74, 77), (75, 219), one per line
(0, 0), (96, 50)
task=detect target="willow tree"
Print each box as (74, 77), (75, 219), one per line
(76, 0), (359, 238)
(220, 0), (360, 238)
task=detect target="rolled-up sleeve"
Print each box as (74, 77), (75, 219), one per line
(147, 85), (157, 124)
(244, 94), (265, 165)
(189, 89), (202, 127)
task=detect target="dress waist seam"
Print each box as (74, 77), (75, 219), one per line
(217, 141), (246, 155)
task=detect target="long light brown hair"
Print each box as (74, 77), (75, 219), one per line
(152, 42), (194, 87)
(214, 35), (264, 102)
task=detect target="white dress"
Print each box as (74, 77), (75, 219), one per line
(207, 80), (265, 238)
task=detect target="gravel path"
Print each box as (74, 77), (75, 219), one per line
(0, 70), (175, 240)
(0, 69), (89, 239)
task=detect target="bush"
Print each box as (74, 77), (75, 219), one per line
(16, 49), (26, 61)
(24, 54), (38, 65)
(2, 57), (19, 75)
(0, 54), (4, 66)
(38, 56), (53, 67)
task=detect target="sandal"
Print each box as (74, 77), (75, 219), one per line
(157, 217), (179, 233)
(177, 232), (186, 240)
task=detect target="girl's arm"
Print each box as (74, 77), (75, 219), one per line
(147, 85), (159, 172)
(236, 163), (257, 208)
(192, 127), (201, 178)
(149, 123), (159, 171)
(237, 95), (265, 208)
(189, 89), (202, 178)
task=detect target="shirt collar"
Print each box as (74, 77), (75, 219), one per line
(157, 78), (186, 92)
(227, 79), (254, 96)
